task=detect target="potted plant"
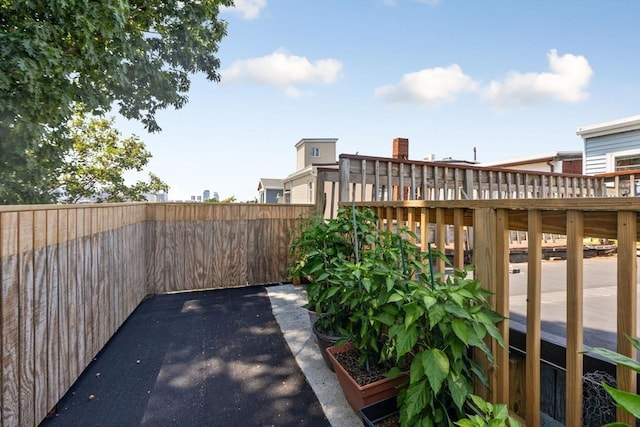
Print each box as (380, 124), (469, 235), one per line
(355, 264), (508, 426)
(383, 265), (506, 426)
(324, 210), (434, 412)
(288, 207), (375, 369)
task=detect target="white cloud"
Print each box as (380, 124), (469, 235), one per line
(375, 64), (478, 105)
(222, 49), (342, 95)
(221, 0), (266, 20)
(483, 49), (593, 108)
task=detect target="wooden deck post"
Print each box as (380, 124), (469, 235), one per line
(566, 210), (584, 427)
(616, 210), (637, 425)
(472, 207), (497, 400)
(494, 209), (510, 406)
(526, 210), (542, 427)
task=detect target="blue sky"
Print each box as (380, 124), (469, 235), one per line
(116, 0), (640, 202)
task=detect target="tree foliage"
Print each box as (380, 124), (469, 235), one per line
(0, 0), (233, 204)
(55, 111), (168, 203)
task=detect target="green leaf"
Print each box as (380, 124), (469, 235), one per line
(445, 303), (472, 319)
(429, 304), (446, 329)
(387, 292), (404, 303)
(469, 394), (491, 413)
(422, 349), (450, 394)
(448, 374), (469, 411)
(454, 420), (477, 427)
(404, 381), (429, 421)
(423, 295), (437, 310)
(410, 352), (426, 384)
(396, 325), (419, 357)
(586, 347), (640, 373)
(603, 383), (640, 418)
(452, 319), (470, 345)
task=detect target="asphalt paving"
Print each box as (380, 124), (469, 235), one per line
(39, 286), (335, 427)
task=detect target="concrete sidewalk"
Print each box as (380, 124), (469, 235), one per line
(266, 284), (361, 427)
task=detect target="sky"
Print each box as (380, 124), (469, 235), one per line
(116, 0), (640, 202)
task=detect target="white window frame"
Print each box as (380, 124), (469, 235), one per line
(607, 148), (640, 172)
(310, 147), (320, 157)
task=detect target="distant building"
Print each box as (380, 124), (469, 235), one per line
(212, 192), (219, 202)
(203, 190), (211, 201)
(283, 138), (339, 204)
(257, 178), (283, 203)
(577, 115), (640, 175)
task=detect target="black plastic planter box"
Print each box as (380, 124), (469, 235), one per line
(359, 396), (398, 427)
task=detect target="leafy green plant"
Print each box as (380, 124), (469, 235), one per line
(287, 207), (379, 334)
(585, 335), (640, 426)
(455, 394), (522, 427)
(335, 225), (433, 368)
(387, 265), (506, 426)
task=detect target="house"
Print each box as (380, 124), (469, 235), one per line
(257, 178), (283, 204)
(576, 114), (640, 175)
(577, 114), (640, 195)
(282, 138), (338, 204)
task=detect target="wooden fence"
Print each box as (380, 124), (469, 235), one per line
(0, 202), (313, 427)
(352, 198), (639, 427)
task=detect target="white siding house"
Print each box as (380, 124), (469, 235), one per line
(577, 115), (640, 175)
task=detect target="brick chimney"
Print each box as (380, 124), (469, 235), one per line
(392, 138), (409, 200)
(392, 137), (409, 160)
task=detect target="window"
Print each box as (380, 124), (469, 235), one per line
(615, 154), (640, 171)
(310, 147), (320, 157)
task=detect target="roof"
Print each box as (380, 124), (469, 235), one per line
(257, 178), (283, 191)
(294, 138), (338, 149)
(576, 114), (640, 139)
(479, 151), (583, 168)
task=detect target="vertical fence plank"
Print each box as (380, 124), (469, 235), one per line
(57, 210), (70, 394)
(82, 208), (93, 365)
(32, 210), (48, 422)
(46, 210), (60, 416)
(18, 210), (35, 426)
(526, 210), (542, 427)
(495, 209), (510, 406)
(1, 212), (20, 426)
(566, 210), (584, 427)
(420, 208), (429, 253)
(616, 210), (637, 425)
(453, 209), (465, 270)
(435, 208), (446, 274)
(66, 209), (79, 386)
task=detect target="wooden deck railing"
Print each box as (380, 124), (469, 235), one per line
(0, 202), (313, 427)
(597, 169), (640, 197)
(348, 197), (639, 427)
(338, 153), (606, 202)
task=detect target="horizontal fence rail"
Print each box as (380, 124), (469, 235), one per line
(347, 198), (639, 427)
(0, 202), (313, 427)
